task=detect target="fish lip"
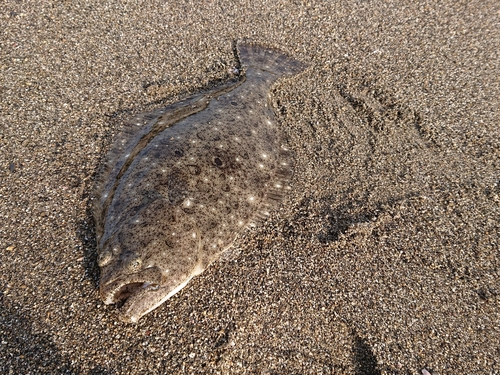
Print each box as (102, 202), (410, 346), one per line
(117, 286), (167, 324)
(99, 266), (163, 306)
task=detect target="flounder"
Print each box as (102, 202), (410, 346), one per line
(93, 43), (305, 323)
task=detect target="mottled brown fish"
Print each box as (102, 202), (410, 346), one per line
(93, 43), (305, 323)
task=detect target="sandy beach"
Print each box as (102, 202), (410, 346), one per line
(1, 1), (499, 373)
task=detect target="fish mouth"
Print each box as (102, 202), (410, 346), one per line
(100, 266), (163, 307)
(100, 262), (205, 323)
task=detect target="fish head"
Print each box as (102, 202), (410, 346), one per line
(97, 200), (203, 323)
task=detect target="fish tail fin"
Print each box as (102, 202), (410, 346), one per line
(237, 42), (306, 76)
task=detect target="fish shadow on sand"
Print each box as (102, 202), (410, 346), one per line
(77, 191), (101, 288)
(0, 296), (112, 374)
(352, 329), (382, 375)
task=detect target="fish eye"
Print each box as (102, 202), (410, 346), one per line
(124, 256), (142, 272)
(97, 251), (113, 267)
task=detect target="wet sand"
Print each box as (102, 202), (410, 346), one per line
(1, 1), (499, 374)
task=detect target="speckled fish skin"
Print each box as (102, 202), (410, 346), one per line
(94, 43), (305, 323)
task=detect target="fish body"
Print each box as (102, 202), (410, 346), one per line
(94, 43), (305, 322)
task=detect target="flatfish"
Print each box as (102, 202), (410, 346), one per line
(93, 43), (305, 323)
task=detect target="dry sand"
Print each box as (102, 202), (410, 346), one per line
(1, 1), (499, 374)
